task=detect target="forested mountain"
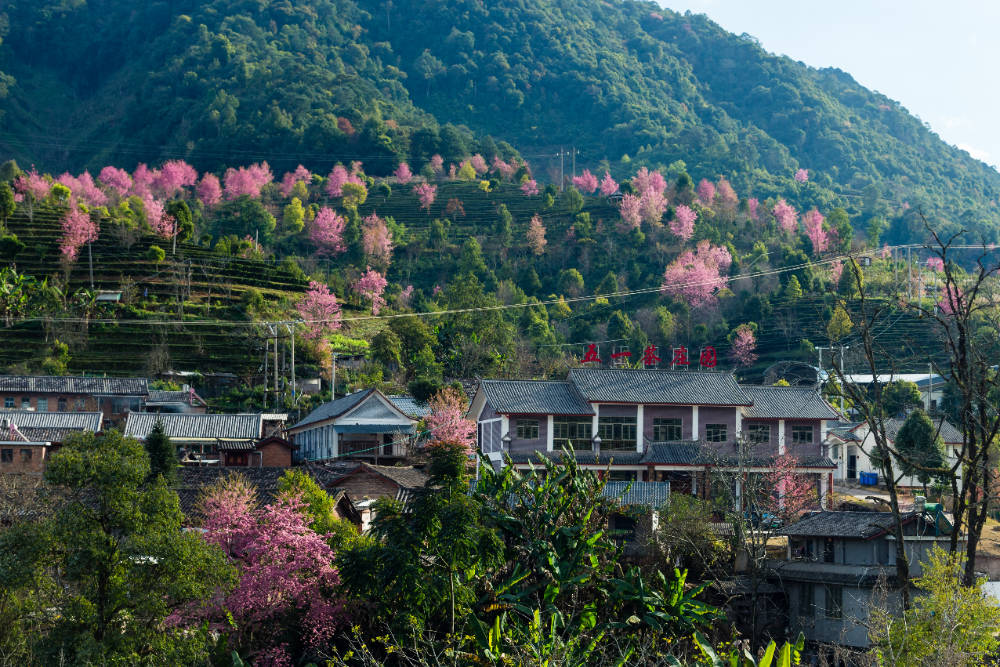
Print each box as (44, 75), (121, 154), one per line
(1, 0), (999, 241)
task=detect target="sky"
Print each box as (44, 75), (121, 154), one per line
(658, 1), (1000, 171)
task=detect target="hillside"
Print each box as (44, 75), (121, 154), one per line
(0, 0), (998, 243)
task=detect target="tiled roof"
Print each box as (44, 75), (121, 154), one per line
(641, 443), (834, 468)
(15, 427), (85, 443)
(777, 511), (946, 539)
(290, 389), (375, 430)
(480, 380), (594, 415)
(741, 385), (839, 420)
(364, 463), (429, 489)
(604, 481), (671, 507)
(387, 395), (430, 418)
(508, 449), (644, 466)
(885, 417), (963, 444)
(146, 389), (207, 406)
(569, 369), (750, 406)
(642, 442), (707, 465)
(214, 440), (258, 451)
(124, 413), (264, 440)
(0, 375), (148, 395)
(0, 410), (102, 431)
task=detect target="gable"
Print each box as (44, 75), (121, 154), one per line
(340, 392), (412, 425)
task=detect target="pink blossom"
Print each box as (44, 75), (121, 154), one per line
(310, 207), (347, 256)
(350, 161), (363, 176)
(618, 193), (642, 231)
(297, 281), (342, 339)
(696, 178), (716, 206)
(414, 182), (437, 211)
(715, 178), (738, 212)
(98, 166), (132, 197)
(794, 168), (809, 183)
(13, 169), (51, 201)
(731, 325), (758, 367)
(398, 285), (414, 308)
(527, 214), (547, 255)
(520, 179), (539, 197)
(425, 387), (476, 454)
(131, 163), (157, 198)
(355, 267), (388, 315)
(361, 213), (393, 266)
(448, 164), (457, 180)
(926, 256), (944, 272)
(640, 188), (667, 225)
(154, 160), (198, 197)
(57, 172), (108, 208)
(773, 199), (798, 234)
(491, 156), (514, 181)
(470, 154), (488, 175)
(765, 454), (818, 521)
(939, 284), (963, 316)
(142, 195), (174, 237)
(432, 285), (443, 297)
(633, 167), (667, 196)
(670, 204), (697, 240)
(831, 261), (844, 284)
(571, 169), (599, 194)
(279, 165), (312, 197)
(224, 162), (273, 200)
(59, 207), (99, 260)
(197, 174), (223, 208)
(430, 154), (444, 175)
(803, 208), (828, 254)
(599, 171), (619, 196)
(881, 244), (892, 259)
(325, 165), (349, 197)
(393, 162), (413, 184)
(747, 197), (760, 221)
(661, 240), (732, 308)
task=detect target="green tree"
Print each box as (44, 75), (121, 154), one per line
(826, 207), (853, 253)
(837, 259), (863, 297)
(0, 430), (233, 664)
(214, 196), (276, 242)
(165, 200), (194, 243)
(782, 274), (803, 302)
(458, 237), (488, 277)
(144, 419), (176, 484)
(595, 271), (618, 295)
(561, 186), (584, 213)
(894, 409), (945, 491)
(277, 468), (358, 549)
(826, 304), (853, 342)
(371, 327), (403, 370)
(558, 268), (584, 297)
(882, 381), (923, 417)
(496, 204), (513, 246)
(146, 245), (166, 263)
(607, 310), (634, 342)
(282, 197), (306, 233)
(0, 182), (14, 226)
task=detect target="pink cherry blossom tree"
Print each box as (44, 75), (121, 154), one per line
(57, 172), (108, 208)
(831, 261), (844, 284)
(599, 171), (619, 196)
(429, 154), (445, 176)
(772, 199), (798, 234)
(794, 168), (809, 183)
(520, 179), (539, 197)
(398, 285), (414, 308)
(715, 177), (738, 213)
(393, 162), (413, 184)
(361, 213), (393, 267)
(469, 154), (488, 175)
(633, 167), (667, 195)
(310, 207), (346, 256)
(696, 178), (716, 206)
(279, 165), (312, 198)
(131, 163), (157, 198)
(618, 193), (642, 231)
(491, 156), (515, 181)
(414, 183), (437, 211)
(296, 281), (342, 340)
(639, 188), (667, 226)
(670, 204), (697, 240)
(14, 169), (51, 201)
(425, 387), (476, 454)
(526, 214), (547, 255)
(730, 325), (758, 367)
(803, 208), (828, 254)
(325, 165), (350, 197)
(154, 160), (198, 197)
(355, 267), (388, 315)
(98, 166), (132, 197)
(764, 454), (818, 522)
(224, 162), (273, 200)
(939, 284), (963, 316)
(59, 207), (99, 261)
(571, 169), (599, 194)
(661, 240), (732, 308)
(747, 197), (760, 221)
(926, 256), (945, 272)
(197, 173), (223, 208)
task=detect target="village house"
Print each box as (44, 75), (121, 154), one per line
(142, 385), (209, 414)
(123, 413), (292, 467)
(314, 460), (430, 531)
(0, 411), (103, 474)
(769, 508), (956, 648)
(469, 369), (839, 505)
(0, 374), (148, 427)
(286, 389), (421, 463)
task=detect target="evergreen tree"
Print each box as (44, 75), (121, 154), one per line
(145, 419), (176, 483)
(894, 409), (946, 491)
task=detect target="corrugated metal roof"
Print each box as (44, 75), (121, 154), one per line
(480, 380), (594, 416)
(387, 395), (430, 418)
(569, 369), (750, 406)
(124, 413), (263, 440)
(0, 375), (148, 395)
(0, 410), (103, 430)
(742, 385), (839, 420)
(604, 481), (671, 507)
(290, 389), (375, 429)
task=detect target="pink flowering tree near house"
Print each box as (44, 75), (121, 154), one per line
(197, 173), (223, 208)
(296, 281), (342, 340)
(520, 179), (539, 197)
(618, 193), (642, 231)
(326, 165), (350, 197)
(355, 267), (388, 315)
(197, 481), (345, 666)
(696, 178), (716, 206)
(670, 204), (697, 240)
(361, 213), (393, 267)
(661, 240), (732, 308)
(59, 206), (99, 261)
(794, 168), (809, 183)
(527, 213), (547, 255)
(730, 325), (758, 367)
(393, 162), (413, 184)
(772, 198), (798, 234)
(803, 208), (828, 254)
(425, 387), (477, 454)
(639, 188), (668, 226)
(599, 171), (619, 196)
(571, 169), (599, 194)
(414, 182), (437, 212)
(98, 166), (132, 197)
(632, 167), (667, 196)
(310, 207), (346, 256)
(763, 454), (818, 523)
(279, 165), (312, 198)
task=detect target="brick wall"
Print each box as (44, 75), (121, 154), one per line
(258, 442), (292, 467)
(0, 444), (48, 474)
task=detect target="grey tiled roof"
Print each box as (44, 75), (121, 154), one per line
(124, 413), (264, 440)
(174, 466), (346, 519)
(886, 417), (963, 444)
(569, 369), (749, 406)
(480, 380), (594, 415)
(364, 463), (429, 489)
(642, 442), (708, 465)
(742, 385), (839, 420)
(14, 427), (86, 443)
(146, 389), (207, 406)
(290, 389), (375, 429)
(508, 449), (644, 466)
(388, 395), (430, 418)
(0, 375), (148, 396)
(779, 511), (925, 539)
(604, 481), (672, 507)
(0, 411), (102, 431)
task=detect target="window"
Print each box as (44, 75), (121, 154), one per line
(832, 445), (841, 459)
(791, 426), (814, 444)
(516, 419), (540, 440)
(553, 418), (593, 450)
(705, 424), (728, 442)
(608, 470), (637, 481)
(799, 583), (814, 617)
(823, 537), (835, 563)
(21, 397), (30, 409)
(598, 416), (637, 450)
(652, 418), (682, 441)
(824, 585), (843, 619)
(73, 398), (85, 411)
(58, 397), (67, 412)
(746, 424), (770, 443)
(37, 398), (48, 412)
(20, 449), (32, 462)
(0, 449), (11, 463)
(3, 397), (12, 409)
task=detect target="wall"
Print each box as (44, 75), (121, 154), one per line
(785, 420), (822, 459)
(257, 442), (292, 467)
(0, 444), (48, 474)
(507, 415), (549, 453)
(787, 582), (882, 647)
(643, 405), (694, 441)
(700, 406), (738, 457)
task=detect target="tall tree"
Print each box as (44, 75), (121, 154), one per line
(144, 419), (176, 484)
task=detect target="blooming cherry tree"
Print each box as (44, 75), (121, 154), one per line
(154, 160), (198, 197)
(831, 261), (844, 284)
(747, 197), (760, 221)
(599, 171), (619, 196)
(803, 208), (828, 254)
(794, 168), (809, 183)
(926, 256), (945, 272)
(425, 387), (477, 454)
(520, 179), (539, 197)
(661, 240), (732, 308)
(772, 198), (798, 234)
(224, 162), (273, 200)
(296, 281), (342, 340)
(361, 213), (393, 267)
(98, 166), (132, 197)
(355, 267), (388, 315)
(197, 174), (223, 208)
(526, 214), (547, 255)
(639, 188), (667, 225)
(414, 183), (437, 211)
(57, 172), (108, 208)
(279, 165), (312, 198)
(310, 207), (346, 256)
(131, 163), (157, 198)
(469, 154), (488, 175)
(325, 165), (350, 197)
(571, 169), (599, 194)
(633, 167), (667, 195)
(430, 154), (444, 175)
(696, 178), (716, 206)
(393, 162), (413, 184)
(59, 207), (99, 261)
(618, 193), (642, 231)
(670, 204), (697, 240)
(14, 169), (51, 201)
(715, 177), (738, 213)
(491, 156), (515, 181)
(730, 325), (758, 367)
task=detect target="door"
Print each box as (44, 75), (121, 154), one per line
(847, 455), (857, 479)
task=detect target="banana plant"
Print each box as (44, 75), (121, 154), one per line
(682, 631), (805, 667)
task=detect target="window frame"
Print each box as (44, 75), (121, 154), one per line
(20, 448), (32, 462)
(791, 425), (814, 444)
(598, 416), (638, 451)
(705, 423), (728, 443)
(553, 418), (594, 451)
(3, 397), (13, 409)
(652, 417), (682, 441)
(516, 419), (540, 441)
(0, 449), (12, 463)
(36, 398), (48, 412)
(824, 584), (843, 619)
(746, 423), (771, 443)
(58, 397), (68, 412)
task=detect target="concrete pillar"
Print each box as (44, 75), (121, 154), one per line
(778, 420), (786, 455)
(819, 473), (829, 509)
(546, 415), (554, 452)
(691, 406), (699, 441)
(735, 407), (743, 441)
(636, 404), (644, 452)
(592, 404), (600, 440)
(501, 415), (510, 448)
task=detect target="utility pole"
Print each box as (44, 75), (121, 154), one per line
(559, 147), (565, 192)
(88, 242), (94, 290)
(274, 325), (279, 410)
(287, 322), (296, 402)
(331, 352), (338, 399)
(263, 331), (269, 407)
(571, 145), (577, 181)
